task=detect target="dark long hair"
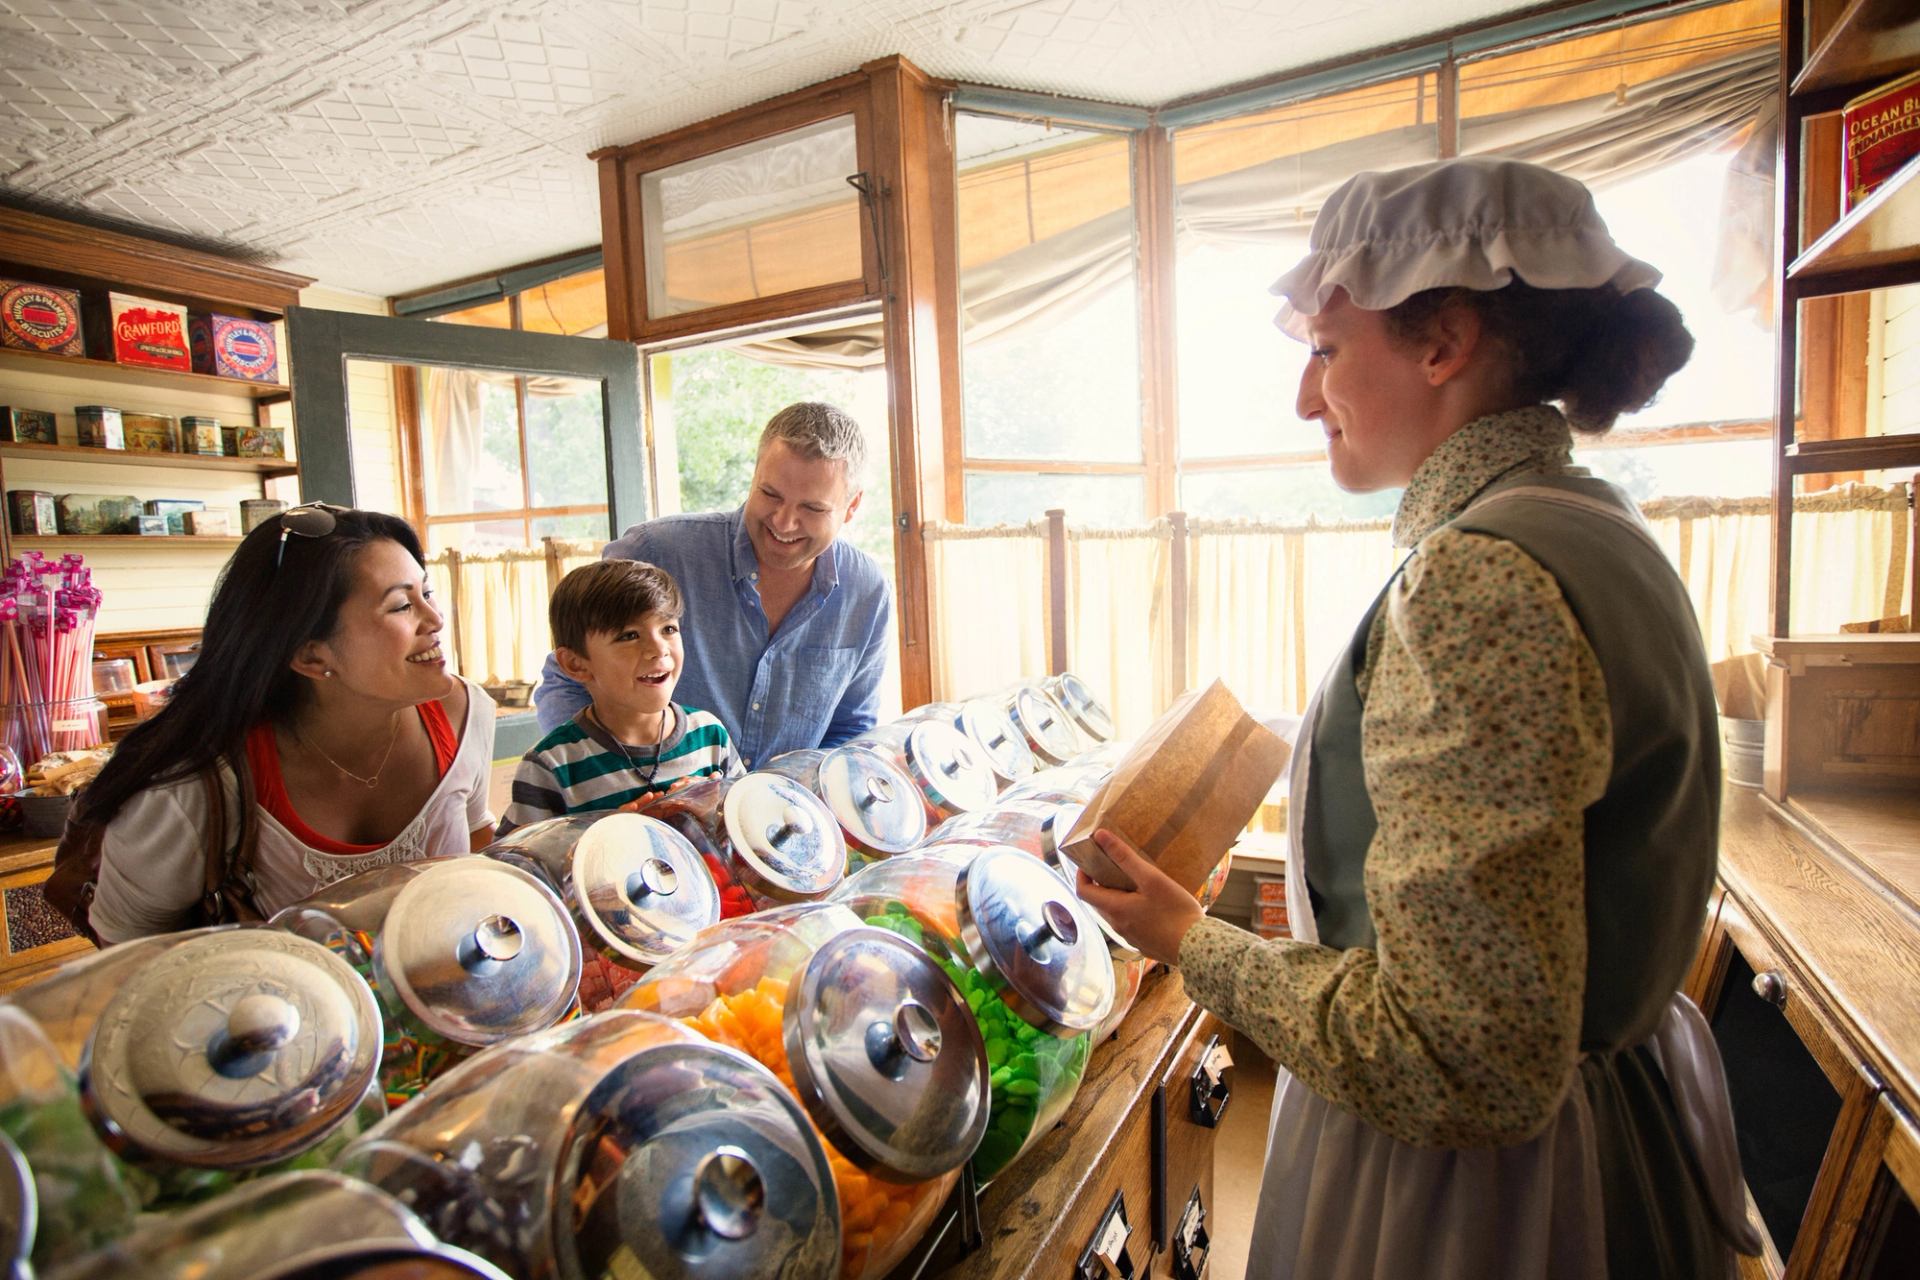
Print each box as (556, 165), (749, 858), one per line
(79, 506), (426, 827)
(1385, 280), (1695, 432)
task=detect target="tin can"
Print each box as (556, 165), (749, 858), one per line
(144, 499), (205, 534)
(1843, 66), (1920, 213)
(135, 514), (168, 536)
(75, 404), (124, 450)
(86, 292), (191, 370)
(0, 406), (56, 445)
(56, 493), (141, 535)
(6, 490), (57, 536)
(182, 414), (224, 455)
(223, 423), (285, 457)
(0, 278), (84, 355)
(121, 410), (180, 453)
(241, 497), (287, 533)
(189, 312), (281, 383)
(184, 509), (230, 536)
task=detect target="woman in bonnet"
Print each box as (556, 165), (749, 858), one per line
(1078, 156), (1760, 1278)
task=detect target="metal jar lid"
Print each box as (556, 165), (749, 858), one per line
(902, 721), (999, 816)
(722, 774), (846, 903)
(554, 1042), (840, 1280)
(1009, 686), (1083, 765)
(816, 746), (925, 856)
(373, 858), (582, 1045)
(955, 847), (1115, 1037)
(79, 929), (380, 1170)
(759, 749), (826, 791)
(1043, 673), (1116, 743)
(782, 926), (990, 1182)
(955, 699), (1037, 783)
(568, 813), (722, 967)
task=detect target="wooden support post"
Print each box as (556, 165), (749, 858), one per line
(543, 535), (565, 598)
(1910, 473), (1918, 626)
(1169, 510), (1190, 695)
(1047, 508), (1068, 676)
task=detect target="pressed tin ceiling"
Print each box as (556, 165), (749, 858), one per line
(0, 0), (1541, 296)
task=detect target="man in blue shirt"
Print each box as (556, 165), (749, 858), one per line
(535, 401), (892, 767)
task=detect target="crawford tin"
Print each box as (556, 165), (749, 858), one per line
(0, 278), (84, 355)
(86, 292), (191, 371)
(190, 312), (281, 383)
(1843, 67), (1920, 213)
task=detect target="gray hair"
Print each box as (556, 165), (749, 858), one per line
(759, 401), (867, 494)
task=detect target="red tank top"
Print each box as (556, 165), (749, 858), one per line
(247, 701), (457, 855)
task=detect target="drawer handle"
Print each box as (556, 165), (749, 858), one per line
(1189, 1034), (1234, 1128)
(1171, 1188), (1210, 1280)
(1075, 1189), (1135, 1280)
(1751, 970), (1788, 1008)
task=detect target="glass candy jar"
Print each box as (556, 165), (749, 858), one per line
(842, 720), (1000, 824)
(484, 812), (721, 1009)
(621, 903), (990, 1278)
(1040, 672), (1115, 744)
(273, 858), (582, 1101)
(829, 848), (1114, 1180)
(760, 748), (926, 869)
(341, 1010), (841, 1280)
(45, 1170), (511, 1280)
(999, 684), (1083, 766)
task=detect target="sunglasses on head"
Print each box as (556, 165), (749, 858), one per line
(275, 502), (351, 569)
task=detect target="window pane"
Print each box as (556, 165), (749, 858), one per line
(427, 518), (526, 555)
(1573, 439), (1772, 500)
(431, 298), (511, 330)
(1173, 75), (1439, 461)
(1589, 151), (1775, 431)
(520, 268), (609, 337)
(642, 115), (863, 318)
(1180, 468), (1397, 522)
(964, 472), (1145, 527)
(525, 376), (611, 508)
(532, 512), (610, 542)
(957, 115), (1142, 463)
(417, 368), (524, 516)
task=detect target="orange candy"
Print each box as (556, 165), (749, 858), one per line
(685, 978), (941, 1278)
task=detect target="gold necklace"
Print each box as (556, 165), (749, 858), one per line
(298, 714), (402, 789)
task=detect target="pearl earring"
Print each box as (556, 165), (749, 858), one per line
(323, 669), (334, 677)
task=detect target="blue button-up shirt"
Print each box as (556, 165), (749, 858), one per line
(535, 506), (892, 767)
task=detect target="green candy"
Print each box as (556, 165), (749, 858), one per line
(984, 1037), (1011, 1066)
(989, 1066), (1013, 1089)
(1003, 1077), (1041, 1098)
(1011, 1052), (1037, 1077)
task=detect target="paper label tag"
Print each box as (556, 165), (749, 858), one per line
(52, 718), (87, 732)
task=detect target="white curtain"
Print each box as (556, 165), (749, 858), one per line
(427, 538), (607, 686)
(922, 483), (1912, 726)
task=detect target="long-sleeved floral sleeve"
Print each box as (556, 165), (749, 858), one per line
(1178, 526), (1613, 1148)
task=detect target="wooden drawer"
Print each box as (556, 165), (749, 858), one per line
(1154, 1010), (1228, 1280)
(0, 843), (91, 994)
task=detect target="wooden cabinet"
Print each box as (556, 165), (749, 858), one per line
(1705, 785), (1920, 1279)
(1154, 1011), (1228, 1280)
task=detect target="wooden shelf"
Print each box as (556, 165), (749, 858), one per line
(0, 441), (296, 477)
(1788, 154), (1920, 295)
(1784, 433), (1920, 474)
(0, 345), (290, 399)
(9, 534), (243, 549)
(1792, 0), (1920, 97)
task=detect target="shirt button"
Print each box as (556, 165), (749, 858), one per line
(752, 702), (762, 711)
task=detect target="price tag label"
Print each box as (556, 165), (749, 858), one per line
(1096, 1206), (1130, 1264)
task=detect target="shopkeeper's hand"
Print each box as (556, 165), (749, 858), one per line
(1075, 829), (1205, 967)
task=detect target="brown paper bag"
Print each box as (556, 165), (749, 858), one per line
(1060, 678), (1291, 893)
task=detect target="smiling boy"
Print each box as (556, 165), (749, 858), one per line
(497, 560), (737, 836)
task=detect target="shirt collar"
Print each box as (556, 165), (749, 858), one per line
(1392, 404), (1576, 547)
(725, 502), (843, 593)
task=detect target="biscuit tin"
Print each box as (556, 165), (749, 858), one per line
(75, 405), (125, 450)
(183, 509), (231, 536)
(240, 497), (287, 533)
(86, 292), (190, 370)
(189, 313), (280, 383)
(136, 514), (169, 536)
(182, 414), (225, 455)
(144, 498), (206, 534)
(0, 406), (57, 444)
(56, 493), (142, 535)
(1843, 67), (1920, 214)
(222, 424), (285, 458)
(121, 411), (180, 453)
(6, 490), (57, 536)
(0, 278), (84, 355)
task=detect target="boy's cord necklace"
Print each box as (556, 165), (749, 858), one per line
(588, 706), (669, 788)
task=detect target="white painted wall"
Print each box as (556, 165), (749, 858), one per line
(300, 284), (407, 517)
(1872, 284), (1920, 439)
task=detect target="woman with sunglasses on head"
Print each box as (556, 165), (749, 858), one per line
(1076, 158), (1758, 1278)
(57, 503), (497, 942)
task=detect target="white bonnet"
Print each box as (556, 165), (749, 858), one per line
(1270, 156), (1661, 339)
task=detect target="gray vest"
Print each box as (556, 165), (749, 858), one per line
(1300, 469), (1720, 1052)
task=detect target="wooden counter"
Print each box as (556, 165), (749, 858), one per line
(924, 969), (1228, 1280)
(1693, 784), (1920, 1278)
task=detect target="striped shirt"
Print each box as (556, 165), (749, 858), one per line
(497, 703), (738, 837)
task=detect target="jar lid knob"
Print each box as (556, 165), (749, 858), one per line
(691, 1146), (765, 1242)
(627, 858), (679, 900)
(209, 992), (302, 1077)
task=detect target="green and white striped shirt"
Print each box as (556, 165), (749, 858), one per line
(497, 703), (738, 837)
